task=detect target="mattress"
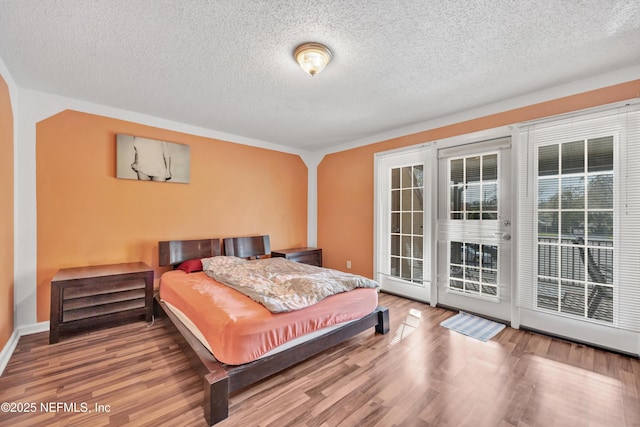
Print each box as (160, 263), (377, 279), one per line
(159, 269), (379, 365)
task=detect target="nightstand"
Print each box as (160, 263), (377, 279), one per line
(271, 248), (323, 267)
(49, 262), (154, 344)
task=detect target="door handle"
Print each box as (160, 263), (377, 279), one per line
(494, 232), (512, 241)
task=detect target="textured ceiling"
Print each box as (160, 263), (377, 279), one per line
(0, 0), (639, 151)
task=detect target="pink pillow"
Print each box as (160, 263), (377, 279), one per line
(177, 259), (203, 273)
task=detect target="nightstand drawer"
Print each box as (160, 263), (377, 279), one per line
(272, 248), (322, 267)
(63, 298), (146, 322)
(63, 277), (147, 299)
(63, 287), (146, 310)
(288, 252), (321, 266)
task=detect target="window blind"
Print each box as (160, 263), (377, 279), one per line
(516, 102), (640, 333)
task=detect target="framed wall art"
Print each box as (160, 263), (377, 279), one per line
(116, 134), (190, 183)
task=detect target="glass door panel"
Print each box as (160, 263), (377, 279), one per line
(535, 136), (614, 323)
(437, 142), (512, 321)
(390, 165), (424, 284)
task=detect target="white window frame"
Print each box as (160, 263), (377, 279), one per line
(516, 101), (640, 356)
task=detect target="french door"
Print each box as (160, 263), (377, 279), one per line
(373, 105), (639, 355)
(436, 138), (513, 321)
(375, 146), (432, 302)
(516, 104), (640, 355)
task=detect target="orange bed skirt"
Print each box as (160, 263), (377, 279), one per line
(159, 269), (378, 365)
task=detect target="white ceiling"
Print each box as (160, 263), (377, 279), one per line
(0, 0), (639, 152)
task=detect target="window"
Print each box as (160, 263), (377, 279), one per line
(449, 154), (498, 220)
(449, 241), (499, 297)
(390, 165), (424, 284)
(536, 137), (614, 322)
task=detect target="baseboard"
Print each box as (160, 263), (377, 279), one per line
(19, 321), (50, 336)
(0, 329), (20, 376)
(0, 321), (50, 376)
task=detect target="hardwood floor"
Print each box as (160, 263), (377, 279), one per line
(1, 292), (639, 426)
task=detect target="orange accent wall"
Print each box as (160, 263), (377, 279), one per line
(0, 75), (14, 349)
(36, 111), (308, 322)
(318, 80), (640, 277)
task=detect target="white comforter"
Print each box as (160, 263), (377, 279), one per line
(203, 256), (379, 313)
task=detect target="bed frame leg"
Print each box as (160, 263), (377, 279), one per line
(203, 371), (230, 426)
(376, 306), (390, 334)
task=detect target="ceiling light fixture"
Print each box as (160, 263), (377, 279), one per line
(294, 42), (332, 77)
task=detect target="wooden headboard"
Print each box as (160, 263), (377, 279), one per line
(223, 235), (271, 259)
(158, 238), (222, 266)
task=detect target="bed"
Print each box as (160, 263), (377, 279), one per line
(155, 235), (390, 425)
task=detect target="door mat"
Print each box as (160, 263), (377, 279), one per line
(440, 311), (506, 342)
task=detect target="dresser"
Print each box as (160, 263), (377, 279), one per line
(49, 262), (154, 344)
(271, 247), (323, 267)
